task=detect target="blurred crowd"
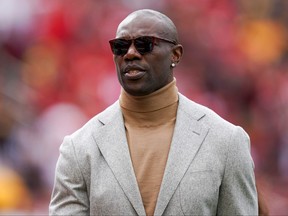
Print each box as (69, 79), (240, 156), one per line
(0, 0), (287, 214)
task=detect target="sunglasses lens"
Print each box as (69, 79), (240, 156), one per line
(110, 39), (131, 56)
(134, 37), (154, 54)
(109, 36), (154, 56)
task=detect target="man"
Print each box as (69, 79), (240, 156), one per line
(49, 9), (258, 215)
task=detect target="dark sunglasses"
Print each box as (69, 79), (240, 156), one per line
(109, 36), (177, 56)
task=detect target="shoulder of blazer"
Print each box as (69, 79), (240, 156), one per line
(96, 100), (121, 125)
(69, 100), (121, 139)
(178, 93), (237, 130)
(178, 93), (207, 121)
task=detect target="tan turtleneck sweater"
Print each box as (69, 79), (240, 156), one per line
(119, 79), (179, 216)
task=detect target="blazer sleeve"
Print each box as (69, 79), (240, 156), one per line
(49, 136), (89, 215)
(217, 126), (258, 215)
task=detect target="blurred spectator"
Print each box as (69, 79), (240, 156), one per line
(0, 0), (287, 214)
(0, 164), (32, 213)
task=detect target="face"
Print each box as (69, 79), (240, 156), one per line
(112, 16), (176, 96)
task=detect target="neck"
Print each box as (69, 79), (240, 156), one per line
(119, 78), (178, 113)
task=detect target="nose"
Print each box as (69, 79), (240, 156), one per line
(124, 42), (141, 60)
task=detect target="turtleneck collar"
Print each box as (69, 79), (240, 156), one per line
(119, 78), (178, 113)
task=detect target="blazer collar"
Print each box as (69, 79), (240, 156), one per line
(95, 95), (209, 216)
(97, 94), (206, 124)
(154, 94), (209, 215)
(94, 101), (146, 216)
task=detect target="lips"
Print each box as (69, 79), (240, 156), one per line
(123, 65), (146, 80)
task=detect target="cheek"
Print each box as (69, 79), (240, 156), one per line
(113, 58), (122, 73)
(113, 58), (122, 81)
(155, 49), (172, 66)
(151, 54), (171, 75)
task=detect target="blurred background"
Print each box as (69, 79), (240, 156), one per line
(0, 0), (287, 215)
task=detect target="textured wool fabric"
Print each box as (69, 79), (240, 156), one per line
(50, 92), (258, 215)
(119, 79), (178, 216)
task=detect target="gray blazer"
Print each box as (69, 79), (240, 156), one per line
(49, 93), (258, 215)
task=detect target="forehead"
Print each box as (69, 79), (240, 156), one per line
(116, 14), (167, 39)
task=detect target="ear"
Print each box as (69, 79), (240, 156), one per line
(171, 44), (183, 65)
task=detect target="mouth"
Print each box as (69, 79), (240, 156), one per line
(123, 65), (146, 80)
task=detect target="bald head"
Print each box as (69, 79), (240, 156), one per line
(116, 9), (179, 43)
(111, 9), (183, 96)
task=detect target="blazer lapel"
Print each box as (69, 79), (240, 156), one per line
(93, 102), (146, 216)
(154, 94), (210, 216)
